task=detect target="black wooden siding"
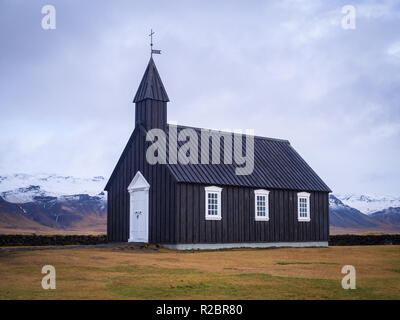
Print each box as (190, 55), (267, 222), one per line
(173, 183), (329, 244)
(135, 99), (167, 131)
(107, 126), (177, 243)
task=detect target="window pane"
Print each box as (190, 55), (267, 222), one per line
(256, 195), (267, 217)
(207, 192), (219, 216)
(299, 197), (308, 218)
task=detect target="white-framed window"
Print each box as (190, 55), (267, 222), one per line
(205, 186), (222, 220)
(254, 189), (270, 221)
(297, 192), (310, 222)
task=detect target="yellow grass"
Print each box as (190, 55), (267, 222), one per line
(330, 226), (400, 235)
(0, 245), (399, 299)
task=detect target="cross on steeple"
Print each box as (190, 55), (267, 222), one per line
(149, 29), (161, 56)
(149, 29), (154, 50)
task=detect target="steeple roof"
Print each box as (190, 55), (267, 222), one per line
(133, 57), (169, 103)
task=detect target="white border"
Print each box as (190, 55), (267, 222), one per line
(297, 191), (311, 222)
(254, 189), (270, 221)
(127, 171), (150, 243)
(164, 242), (328, 250)
(127, 171), (150, 192)
(205, 186), (222, 220)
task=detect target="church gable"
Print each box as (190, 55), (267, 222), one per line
(128, 171), (150, 192)
(104, 126), (141, 191)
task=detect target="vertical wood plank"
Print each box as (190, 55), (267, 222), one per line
(187, 184), (193, 243)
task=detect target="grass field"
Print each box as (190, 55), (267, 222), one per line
(0, 245), (399, 299)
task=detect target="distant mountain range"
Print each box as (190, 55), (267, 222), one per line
(329, 195), (378, 228)
(0, 173), (106, 202)
(329, 195), (400, 233)
(0, 173), (399, 234)
(335, 193), (400, 215)
(0, 174), (106, 234)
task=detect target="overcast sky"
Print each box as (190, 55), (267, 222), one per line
(1, 0), (399, 195)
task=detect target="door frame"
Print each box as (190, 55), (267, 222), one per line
(127, 171), (150, 243)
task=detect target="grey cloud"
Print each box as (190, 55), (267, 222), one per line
(0, 0), (399, 195)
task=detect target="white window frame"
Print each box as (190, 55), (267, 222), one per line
(254, 189), (270, 221)
(205, 186), (222, 220)
(297, 192), (311, 222)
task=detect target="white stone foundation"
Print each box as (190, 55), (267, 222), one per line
(163, 241), (329, 250)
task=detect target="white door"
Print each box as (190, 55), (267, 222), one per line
(127, 171), (150, 243)
(129, 190), (148, 242)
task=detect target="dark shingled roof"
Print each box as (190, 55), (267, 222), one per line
(133, 57), (169, 103)
(164, 125), (331, 192)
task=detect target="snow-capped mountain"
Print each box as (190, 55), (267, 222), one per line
(371, 207), (400, 226)
(0, 174), (107, 234)
(0, 174), (106, 203)
(329, 195), (379, 228)
(335, 193), (400, 215)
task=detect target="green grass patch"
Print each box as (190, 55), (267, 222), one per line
(105, 269), (400, 299)
(234, 273), (397, 300)
(277, 261), (339, 265)
(106, 276), (242, 299)
(387, 268), (400, 273)
(76, 264), (202, 275)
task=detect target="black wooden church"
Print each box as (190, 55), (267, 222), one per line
(105, 56), (331, 249)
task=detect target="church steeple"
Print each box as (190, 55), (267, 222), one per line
(133, 57), (169, 130)
(133, 57), (169, 103)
